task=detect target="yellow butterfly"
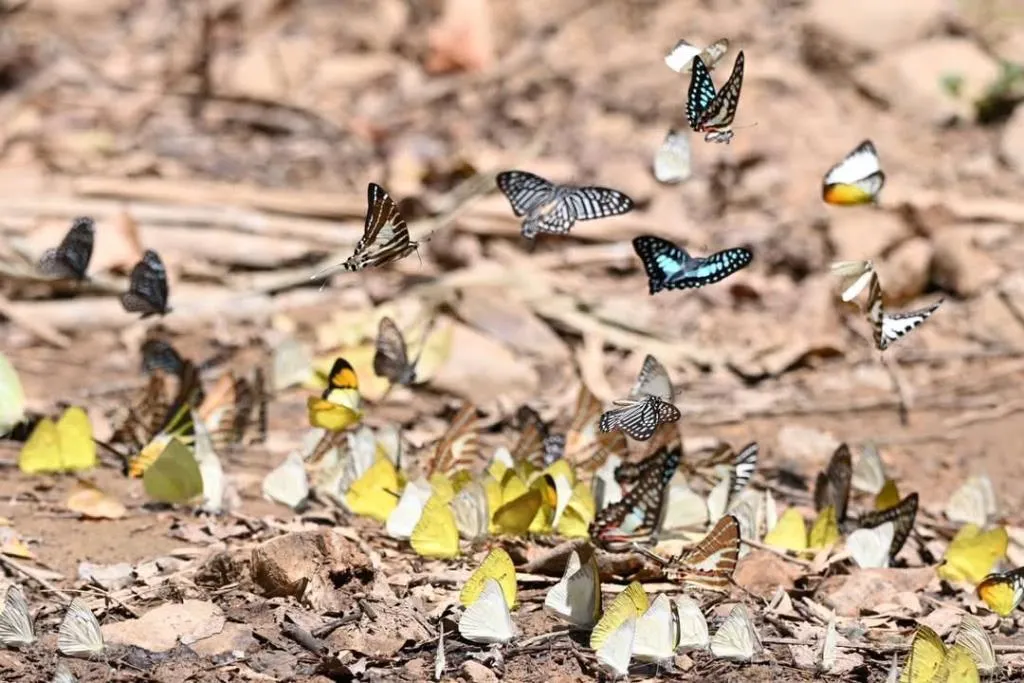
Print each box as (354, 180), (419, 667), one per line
(492, 489), (542, 536)
(410, 494), (459, 559)
(763, 506), (838, 553)
(307, 358), (363, 432)
(19, 407), (96, 474)
(976, 567), (1024, 617)
(875, 479), (901, 510)
(937, 524), (1008, 586)
(900, 625), (945, 683)
(143, 437), (203, 504)
(590, 581), (648, 651)
(345, 457), (400, 523)
(461, 548), (517, 609)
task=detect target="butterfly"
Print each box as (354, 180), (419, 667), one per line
(306, 357), (363, 432)
(632, 235), (752, 294)
(18, 406), (96, 474)
(0, 585), (34, 647)
(589, 433), (682, 547)
(411, 493), (460, 559)
(57, 598), (105, 659)
(326, 183), (418, 276)
(866, 274), (943, 351)
(709, 603), (762, 661)
(121, 249), (171, 317)
(510, 405), (562, 467)
(495, 170), (635, 239)
(461, 548), (517, 609)
(954, 615), (997, 674)
(459, 577), (515, 644)
(422, 403), (481, 477)
(822, 140), (885, 206)
(140, 338), (186, 377)
(728, 442), (759, 501)
(665, 37), (730, 74)
(687, 51), (745, 144)
(544, 548), (602, 628)
(652, 129), (692, 184)
(666, 514), (741, 592)
(599, 396), (681, 442)
(674, 596), (710, 651)
(373, 316), (431, 387)
(945, 475), (997, 527)
(831, 259), (876, 303)
(846, 522), (895, 568)
(977, 567), (1024, 617)
(632, 594), (677, 663)
(38, 217), (94, 280)
(853, 492), (918, 563)
(814, 443), (853, 525)
(936, 524), (1008, 585)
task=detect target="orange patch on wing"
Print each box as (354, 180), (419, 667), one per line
(823, 183), (874, 206)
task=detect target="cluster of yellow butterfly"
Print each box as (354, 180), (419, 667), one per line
(900, 617), (997, 683)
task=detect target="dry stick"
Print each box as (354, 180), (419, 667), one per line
(0, 554), (72, 602)
(281, 622), (327, 655)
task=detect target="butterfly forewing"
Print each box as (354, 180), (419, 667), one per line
(728, 443), (759, 501)
(632, 354), (674, 402)
(668, 514), (740, 591)
(562, 186), (635, 222)
(38, 217), (95, 280)
(374, 316), (414, 385)
(814, 443), (853, 524)
(867, 273), (942, 351)
(495, 171), (556, 216)
(600, 396), (681, 442)
(687, 57), (719, 129)
(121, 249), (170, 317)
(343, 183), (417, 271)
(856, 492), (918, 561)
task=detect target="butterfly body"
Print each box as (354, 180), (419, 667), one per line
(121, 249), (171, 317)
(687, 51), (745, 144)
(38, 217), (95, 280)
(495, 170), (635, 239)
(633, 235), (752, 294)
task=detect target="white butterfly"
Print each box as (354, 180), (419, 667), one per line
(632, 594), (676, 662)
(673, 596), (709, 652)
(819, 619), (838, 673)
(662, 483), (709, 531)
(191, 412), (227, 514)
(822, 140), (885, 205)
(386, 479), (432, 540)
(544, 549), (601, 628)
(866, 274), (943, 351)
(945, 475), (997, 527)
(596, 615), (636, 676)
(851, 442), (886, 495)
(830, 260), (875, 303)
(653, 130), (692, 184)
(954, 614), (996, 674)
(0, 584), (34, 647)
(710, 604), (761, 662)
(592, 453), (624, 512)
(51, 663), (77, 683)
(451, 479), (491, 541)
(458, 578), (515, 644)
(664, 38), (730, 74)
(846, 521), (895, 569)
(57, 598), (105, 659)
(261, 451), (310, 509)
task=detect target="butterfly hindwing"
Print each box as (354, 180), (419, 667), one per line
(121, 249), (170, 317)
(633, 235), (752, 294)
(599, 396), (681, 442)
(496, 171), (634, 239)
(668, 514), (741, 591)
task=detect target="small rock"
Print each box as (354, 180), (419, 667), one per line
(819, 567), (934, 617)
(878, 237), (933, 302)
(932, 228), (1001, 297)
(828, 211), (910, 262)
(77, 562), (134, 591)
(733, 550), (804, 599)
(460, 660), (499, 683)
(1000, 106), (1024, 178)
(853, 38), (1002, 124)
(804, 0), (948, 55)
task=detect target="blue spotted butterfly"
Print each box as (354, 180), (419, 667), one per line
(632, 235), (752, 294)
(687, 51), (745, 144)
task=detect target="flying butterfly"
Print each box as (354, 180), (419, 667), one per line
(814, 443), (853, 525)
(666, 514), (741, 592)
(652, 129), (692, 185)
(589, 433), (682, 548)
(121, 249), (171, 317)
(822, 140), (885, 206)
(37, 217), (94, 281)
(664, 37), (730, 74)
(495, 170), (635, 239)
(633, 235), (752, 294)
(600, 354), (680, 441)
(866, 274), (943, 352)
(854, 492), (918, 563)
(374, 316), (435, 387)
(687, 51), (745, 144)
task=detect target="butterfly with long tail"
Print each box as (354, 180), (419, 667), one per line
(633, 235), (752, 294)
(121, 250), (171, 317)
(666, 514), (741, 592)
(600, 355), (681, 441)
(316, 183), (420, 281)
(38, 217), (94, 281)
(687, 51), (745, 144)
(589, 431), (682, 549)
(495, 170), (635, 239)
(866, 273), (942, 351)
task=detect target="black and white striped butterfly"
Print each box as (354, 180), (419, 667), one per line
(599, 355), (680, 441)
(728, 442), (758, 501)
(38, 217), (94, 281)
(633, 235), (752, 294)
(589, 433), (682, 548)
(687, 51), (745, 144)
(495, 170), (635, 239)
(866, 273), (942, 351)
(854, 492), (918, 562)
(814, 443), (853, 525)
(121, 249), (170, 318)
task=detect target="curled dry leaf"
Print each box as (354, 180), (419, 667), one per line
(66, 480), (127, 520)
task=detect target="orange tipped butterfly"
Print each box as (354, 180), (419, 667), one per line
(121, 250), (171, 318)
(38, 217), (94, 281)
(687, 51), (745, 144)
(495, 171), (635, 239)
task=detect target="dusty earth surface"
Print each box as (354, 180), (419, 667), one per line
(1, 0), (1024, 681)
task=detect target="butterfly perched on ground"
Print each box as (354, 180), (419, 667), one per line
(589, 432), (682, 548)
(373, 316), (432, 387)
(510, 405), (564, 467)
(822, 140), (885, 206)
(854, 492), (918, 562)
(600, 355), (681, 441)
(977, 567), (1024, 616)
(666, 514), (741, 592)
(866, 274), (943, 351)
(814, 443), (853, 525)
(633, 235), (752, 294)
(664, 37), (730, 74)
(687, 50), (745, 143)
(121, 249), (171, 317)
(317, 183), (419, 279)
(495, 170), (635, 239)
(37, 217), (94, 281)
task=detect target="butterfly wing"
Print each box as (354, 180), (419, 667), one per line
(855, 492), (918, 561)
(813, 443), (853, 524)
(697, 51), (745, 133)
(121, 249), (170, 317)
(373, 316), (413, 384)
(728, 442), (759, 502)
(495, 170), (556, 216)
(344, 183), (416, 271)
(822, 140), (885, 205)
(668, 514), (741, 591)
(880, 302), (943, 351)
(687, 56), (718, 129)
(653, 129), (692, 184)
(38, 217), (95, 280)
(675, 248), (753, 288)
(562, 186), (635, 224)
(631, 354), (674, 402)
(632, 235), (692, 295)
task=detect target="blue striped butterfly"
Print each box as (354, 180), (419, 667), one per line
(599, 355), (680, 441)
(687, 51), (745, 144)
(589, 431), (682, 549)
(495, 171), (635, 239)
(632, 235), (752, 294)
(38, 217), (94, 281)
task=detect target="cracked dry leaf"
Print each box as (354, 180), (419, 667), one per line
(66, 480), (126, 520)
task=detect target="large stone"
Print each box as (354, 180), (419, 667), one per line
(932, 228), (1001, 297)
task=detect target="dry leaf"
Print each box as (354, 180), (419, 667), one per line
(66, 480), (127, 520)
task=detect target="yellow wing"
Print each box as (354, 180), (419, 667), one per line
(590, 581), (648, 650)
(410, 494), (460, 559)
(764, 507), (808, 552)
(977, 571), (1023, 617)
(55, 407), (96, 471)
(346, 457), (400, 523)
(933, 645), (979, 683)
(937, 524), (1008, 585)
(900, 625), (945, 683)
(875, 479), (901, 510)
(18, 417), (60, 474)
(492, 489), (542, 536)
(809, 505), (839, 550)
(143, 437), (203, 504)
(461, 548), (517, 608)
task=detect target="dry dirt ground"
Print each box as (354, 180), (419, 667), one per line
(1, 0), (1024, 681)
